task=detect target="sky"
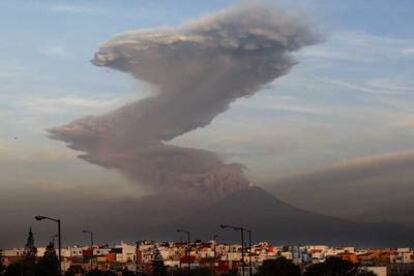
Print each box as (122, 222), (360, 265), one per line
(1, 0), (414, 247)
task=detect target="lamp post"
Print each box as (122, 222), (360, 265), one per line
(246, 230), (252, 276)
(212, 235), (219, 276)
(220, 224), (245, 276)
(136, 241), (142, 276)
(35, 215), (62, 275)
(212, 234), (218, 260)
(82, 230), (94, 271)
(177, 229), (191, 274)
(220, 225), (253, 276)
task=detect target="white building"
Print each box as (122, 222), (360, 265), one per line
(1, 249), (24, 257)
(365, 266), (387, 276)
(115, 241), (136, 263)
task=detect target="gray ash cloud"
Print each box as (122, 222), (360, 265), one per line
(49, 2), (319, 198)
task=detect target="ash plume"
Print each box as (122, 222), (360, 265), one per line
(49, 2), (319, 198)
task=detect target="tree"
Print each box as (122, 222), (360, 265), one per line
(23, 227), (37, 263)
(172, 267), (211, 276)
(255, 257), (301, 276)
(20, 227), (38, 275)
(4, 262), (24, 276)
(221, 270), (238, 276)
(121, 267), (134, 276)
(63, 265), (84, 276)
(86, 269), (117, 276)
(0, 257), (5, 275)
(37, 242), (59, 276)
(152, 248), (167, 276)
(188, 267), (211, 276)
(358, 270), (377, 276)
(304, 257), (376, 276)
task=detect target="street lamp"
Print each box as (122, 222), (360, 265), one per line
(212, 234), (219, 259)
(246, 229), (252, 276)
(82, 230), (94, 271)
(212, 234), (219, 276)
(177, 229), (191, 273)
(35, 215), (62, 276)
(220, 224), (253, 276)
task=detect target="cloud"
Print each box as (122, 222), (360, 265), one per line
(299, 31), (414, 63)
(0, 64), (33, 80)
(39, 46), (70, 58)
(48, 4), (105, 15)
(21, 94), (136, 115)
(403, 48), (414, 55)
(365, 78), (414, 93)
(394, 115), (414, 128)
(265, 150), (414, 226)
(318, 77), (414, 96)
(0, 145), (77, 174)
(49, 2), (319, 199)
(233, 94), (326, 115)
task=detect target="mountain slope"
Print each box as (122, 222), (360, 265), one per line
(264, 158), (414, 228)
(138, 186), (414, 247)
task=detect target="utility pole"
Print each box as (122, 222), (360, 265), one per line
(82, 230), (94, 271)
(212, 235), (218, 276)
(35, 216), (62, 276)
(246, 230), (252, 276)
(177, 229), (191, 274)
(241, 229), (245, 276)
(220, 224), (250, 276)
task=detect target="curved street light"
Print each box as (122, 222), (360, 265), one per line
(220, 224), (252, 276)
(35, 215), (62, 276)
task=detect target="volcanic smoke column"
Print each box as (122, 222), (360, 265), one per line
(49, 3), (319, 198)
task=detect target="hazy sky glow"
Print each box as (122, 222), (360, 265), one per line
(1, 0), (414, 247)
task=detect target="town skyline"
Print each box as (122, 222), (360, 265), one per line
(1, 0), (414, 252)
(2, 231), (412, 276)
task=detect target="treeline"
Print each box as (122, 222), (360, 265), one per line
(0, 228), (58, 276)
(0, 228), (132, 276)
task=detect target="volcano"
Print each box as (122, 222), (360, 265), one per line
(135, 186), (414, 247)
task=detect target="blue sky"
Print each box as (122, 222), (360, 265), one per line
(1, 0), (414, 194)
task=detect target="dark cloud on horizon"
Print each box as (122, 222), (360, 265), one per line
(48, 2), (319, 199)
(2, 181), (413, 249)
(0, 186), (209, 248)
(265, 151), (414, 226)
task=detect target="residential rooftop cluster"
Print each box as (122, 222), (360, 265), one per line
(2, 240), (414, 275)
